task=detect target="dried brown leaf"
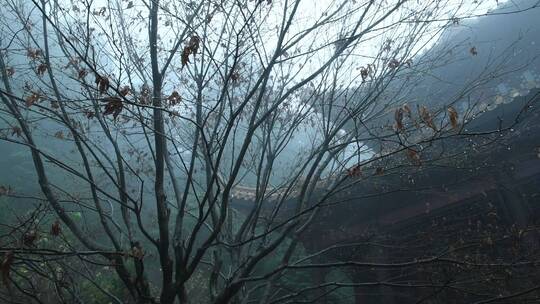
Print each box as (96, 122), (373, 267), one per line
(347, 165), (362, 178)
(181, 35), (201, 67)
(36, 63), (48, 76)
(25, 92), (41, 107)
(188, 35), (200, 55)
(395, 108), (404, 131)
(1, 251), (14, 287)
(51, 220), (61, 236)
(419, 106), (436, 131)
(78, 69), (88, 79)
(103, 97), (123, 119)
(406, 148), (421, 165)
(26, 48), (41, 60)
(5, 67), (15, 77)
(402, 104), (412, 117)
(95, 75), (110, 94)
(23, 230), (38, 247)
(231, 71), (240, 83)
(120, 86), (131, 96)
(85, 110), (95, 119)
(11, 126), (22, 137)
(168, 91), (181, 106)
(54, 131), (64, 139)
(181, 47), (191, 67)
(388, 58), (400, 69)
(448, 106), (459, 129)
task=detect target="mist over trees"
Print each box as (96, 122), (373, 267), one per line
(1, 0), (540, 303)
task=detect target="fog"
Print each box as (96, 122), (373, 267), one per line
(1, 0), (540, 303)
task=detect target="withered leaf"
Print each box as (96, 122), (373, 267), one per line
(65, 57), (79, 69)
(360, 67), (369, 82)
(448, 106), (459, 129)
(11, 126), (22, 137)
(54, 131), (64, 139)
(103, 97), (123, 119)
(140, 84), (150, 97)
(132, 243), (145, 260)
(402, 104), (412, 117)
(181, 47), (191, 67)
(1, 251), (14, 287)
(406, 148), (421, 166)
(85, 110), (95, 119)
(347, 165), (362, 178)
(419, 106), (437, 131)
(26, 48), (41, 60)
(36, 63), (48, 76)
(23, 230), (38, 246)
(93, 7), (106, 16)
(168, 91), (181, 106)
(5, 67), (15, 77)
(181, 35), (201, 67)
(231, 71), (240, 83)
(188, 35), (200, 55)
(119, 86), (131, 96)
(25, 92), (41, 107)
(405, 59), (413, 68)
(51, 220), (61, 236)
(395, 108), (404, 131)
(95, 75), (110, 94)
(78, 69), (88, 79)
(388, 58), (400, 69)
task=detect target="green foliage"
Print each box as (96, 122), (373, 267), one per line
(79, 269), (126, 304)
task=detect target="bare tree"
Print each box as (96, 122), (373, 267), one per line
(1, 0), (540, 303)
